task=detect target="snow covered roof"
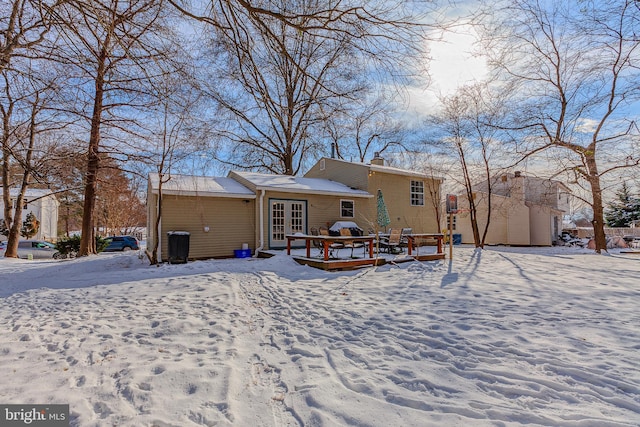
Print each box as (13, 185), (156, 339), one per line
(231, 171), (372, 198)
(2, 188), (57, 199)
(368, 163), (442, 180)
(317, 157), (443, 181)
(148, 174), (255, 198)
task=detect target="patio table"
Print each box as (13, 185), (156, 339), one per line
(404, 234), (445, 256)
(286, 234), (375, 261)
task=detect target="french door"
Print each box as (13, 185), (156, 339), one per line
(270, 199), (306, 248)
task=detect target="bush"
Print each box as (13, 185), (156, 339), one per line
(20, 212), (40, 239)
(56, 235), (110, 256)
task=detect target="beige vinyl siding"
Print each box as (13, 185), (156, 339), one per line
(456, 193), (530, 245)
(160, 194), (255, 260)
(366, 172), (440, 233)
(305, 158), (370, 190)
(305, 158), (442, 233)
(528, 204), (557, 246)
(506, 203), (531, 245)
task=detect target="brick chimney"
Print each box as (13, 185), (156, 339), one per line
(371, 152), (384, 166)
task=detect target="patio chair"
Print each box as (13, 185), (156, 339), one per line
(400, 228), (413, 249)
(310, 227), (324, 257)
(319, 226), (344, 258)
(340, 228), (365, 258)
(379, 228), (402, 254)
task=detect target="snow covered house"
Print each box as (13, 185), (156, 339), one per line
(0, 188), (60, 241)
(454, 172), (572, 246)
(147, 156), (443, 261)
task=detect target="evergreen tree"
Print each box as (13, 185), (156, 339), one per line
(20, 212), (40, 239)
(0, 219), (8, 237)
(605, 183), (640, 227)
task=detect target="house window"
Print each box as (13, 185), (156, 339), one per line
(410, 181), (424, 206)
(340, 200), (354, 218)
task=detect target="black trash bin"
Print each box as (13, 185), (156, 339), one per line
(167, 231), (190, 264)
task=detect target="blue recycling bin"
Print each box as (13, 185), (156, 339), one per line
(452, 233), (462, 245)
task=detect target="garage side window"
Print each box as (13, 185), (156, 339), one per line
(410, 181), (424, 206)
(340, 200), (354, 218)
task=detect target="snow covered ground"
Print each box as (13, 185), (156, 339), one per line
(0, 246), (638, 426)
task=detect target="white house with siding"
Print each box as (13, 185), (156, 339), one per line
(0, 188), (60, 241)
(454, 172), (572, 246)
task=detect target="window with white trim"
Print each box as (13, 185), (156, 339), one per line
(340, 200), (354, 218)
(410, 181), (424, 206)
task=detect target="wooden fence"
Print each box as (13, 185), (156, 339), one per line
(574, 227), (640, 239)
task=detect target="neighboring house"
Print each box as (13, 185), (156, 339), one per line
(454, 172), (572, 246)
(147, 155), (443, 261)
(0, 188), (60, 241)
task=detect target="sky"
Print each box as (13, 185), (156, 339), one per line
(0, 245), (638, 426)
(409, 22), (489, 116)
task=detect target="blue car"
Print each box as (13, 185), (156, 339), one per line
(103, 235), (140, 252)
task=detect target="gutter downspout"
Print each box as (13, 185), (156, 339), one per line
(255, 189), (266, 255)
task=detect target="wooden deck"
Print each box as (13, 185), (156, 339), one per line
(280, 232), (446, 270)
(261, 233), (446, 270)
(286, 251), (445, 271)
(291, 256), (387, 271)
(411, 253), (446, 262)
(290, 254), (445, 270)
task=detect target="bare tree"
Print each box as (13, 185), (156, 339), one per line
(431, 83), (508, 248)
(44, 145), (85, 236)
(480, 0), (640, 253)
(141, 72), (210, 265)
(322, 93), (408, 163)
(52, 0), (171, 256)
(1, 0), (66, 253)
(94, 159), (145, 236)
(200, 0), (365, 174)
(0, 0), (62, 73)
(173, 0), (433, 174)
(0, 66), (64, 257)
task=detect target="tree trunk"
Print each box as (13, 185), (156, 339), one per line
(78, 60), (107, 255)
(4, 94), (37, 258)
(1, 146), (12, 236)
(4, 191), (23, 258)
(148, 181), (162, 265)
(467, 190), (481, 247)
(586, 156), (607, 253)
(5, 172), (31, 257)
(1, 92), (13, 243)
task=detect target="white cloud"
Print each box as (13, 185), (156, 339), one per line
(406, 24), (489, 119)
(575, 118), (599, 133)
